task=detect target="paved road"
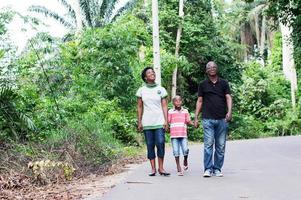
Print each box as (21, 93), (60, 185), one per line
(102, 136), (301, 200)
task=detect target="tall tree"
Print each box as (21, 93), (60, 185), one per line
(29, 0), (138, 30)
(238, 1), (270, 61)
(158, 0), (241, 107)
(171, 0), (184, 97)
(245, 0), (298, 108)
(280, 23), (297, 109)
(266, 0), (301, 110)
(152, 0), (161, 85)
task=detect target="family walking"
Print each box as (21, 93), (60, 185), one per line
(136, 61), (232, 177)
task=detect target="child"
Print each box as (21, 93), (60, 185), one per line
(168, 95), (193, 176)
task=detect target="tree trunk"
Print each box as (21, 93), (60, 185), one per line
(139, 45), (146, 61)
(171, 0), (184, 98)
(144, 0), (149, 9)
(240, 23), (249, 61)
(280, 23), (297, 110)
(152, 0), (161, 85)
(254, 14), (260, 49)
(139, 1), (149, 62)
(259, 15), (266, 66)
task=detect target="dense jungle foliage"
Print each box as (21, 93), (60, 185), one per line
(0, 0), (301, 179)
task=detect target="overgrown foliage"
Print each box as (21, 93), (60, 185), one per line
(266, 0), (301, 68)
(231, 33), (301, 139)
(157, 0), (242, 107)
(1, 13), (146, 179)
(1, 1), (301, 188)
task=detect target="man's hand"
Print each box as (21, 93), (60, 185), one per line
(188, 121), (194, 126)
(194, 119), (199, 128)
(225, 112), (232, 122)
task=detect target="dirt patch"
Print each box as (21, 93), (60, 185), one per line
(0, 156), (146, 200)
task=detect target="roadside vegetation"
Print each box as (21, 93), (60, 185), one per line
(0, 0), (301, 195)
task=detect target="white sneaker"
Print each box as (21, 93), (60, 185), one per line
(214, 170), (223, 177)
(203, 170), (212, 177)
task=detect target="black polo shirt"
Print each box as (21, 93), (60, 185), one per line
(198, 78), (231, 119)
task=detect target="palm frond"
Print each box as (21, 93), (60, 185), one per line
(101, 0), (119, 24)
(19, 113), (36, 131)
(0, 50), (4, 59)
(0, 86), (36, 140)
(0, 87), (17, 103)
(89, 0), (102, 26)
(57, 0), (76, 19)
(79, 0), (93, 27)
(109, 0), (138, 23)
(28, 5), (75, 29)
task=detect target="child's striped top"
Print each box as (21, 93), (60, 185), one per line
(168, 108), (191, 138)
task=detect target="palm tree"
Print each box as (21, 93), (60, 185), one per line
(28, 0), (138, 31)
(238, 0), (271, 61)
(221, 0), (272, 61)
(240, 0), (297, 108)
(243, 0), (297, 109)
(28, 0), (77, 30)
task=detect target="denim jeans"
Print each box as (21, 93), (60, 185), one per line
(202, 118), (228, 172)
(144, 128), (165, 160)
(171, 137), (189, 157)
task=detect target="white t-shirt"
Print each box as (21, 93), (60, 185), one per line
(136, 84), (168, 130)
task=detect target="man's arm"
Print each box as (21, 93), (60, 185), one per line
(194, 96), (203, 128)
(161, 98), (168, 131)
(225, 94), (232, 122)
(137, 97), (143, 132)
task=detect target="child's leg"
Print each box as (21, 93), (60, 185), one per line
(180, 138), (189, 169)
(171, 138), (182, 172)
(184, 155), (188, 167)
(175, 156), (182, 172)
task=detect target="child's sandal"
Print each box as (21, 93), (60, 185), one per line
(177, 171), (184, 176)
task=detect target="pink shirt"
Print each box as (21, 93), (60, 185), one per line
(168, 108), (191, 138)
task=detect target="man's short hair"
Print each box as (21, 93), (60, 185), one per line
(206, 61), (217, 69)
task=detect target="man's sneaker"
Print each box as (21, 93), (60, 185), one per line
(203, 170), (212, 177)
(214, 169), (223, 177)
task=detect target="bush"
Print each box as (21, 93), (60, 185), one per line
(86, 99), (141, 146)
(265, 109), (301, 137)
(0, 86), (36, 141)
(187, 126), (203, 141)
(229, 114), (264, 140)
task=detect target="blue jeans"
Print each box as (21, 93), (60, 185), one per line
(202, 118), (228, 172)
(171, 137), (189, 157)
(144, 128), (165, 160)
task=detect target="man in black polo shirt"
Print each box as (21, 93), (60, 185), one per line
(194, 61), (232, 178)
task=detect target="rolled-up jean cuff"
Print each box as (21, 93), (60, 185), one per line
(171, 137), (189, 157)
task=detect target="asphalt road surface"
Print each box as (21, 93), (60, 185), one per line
(102, 136), (301, 200)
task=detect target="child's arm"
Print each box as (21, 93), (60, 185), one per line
(186, 112), (194, 126)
